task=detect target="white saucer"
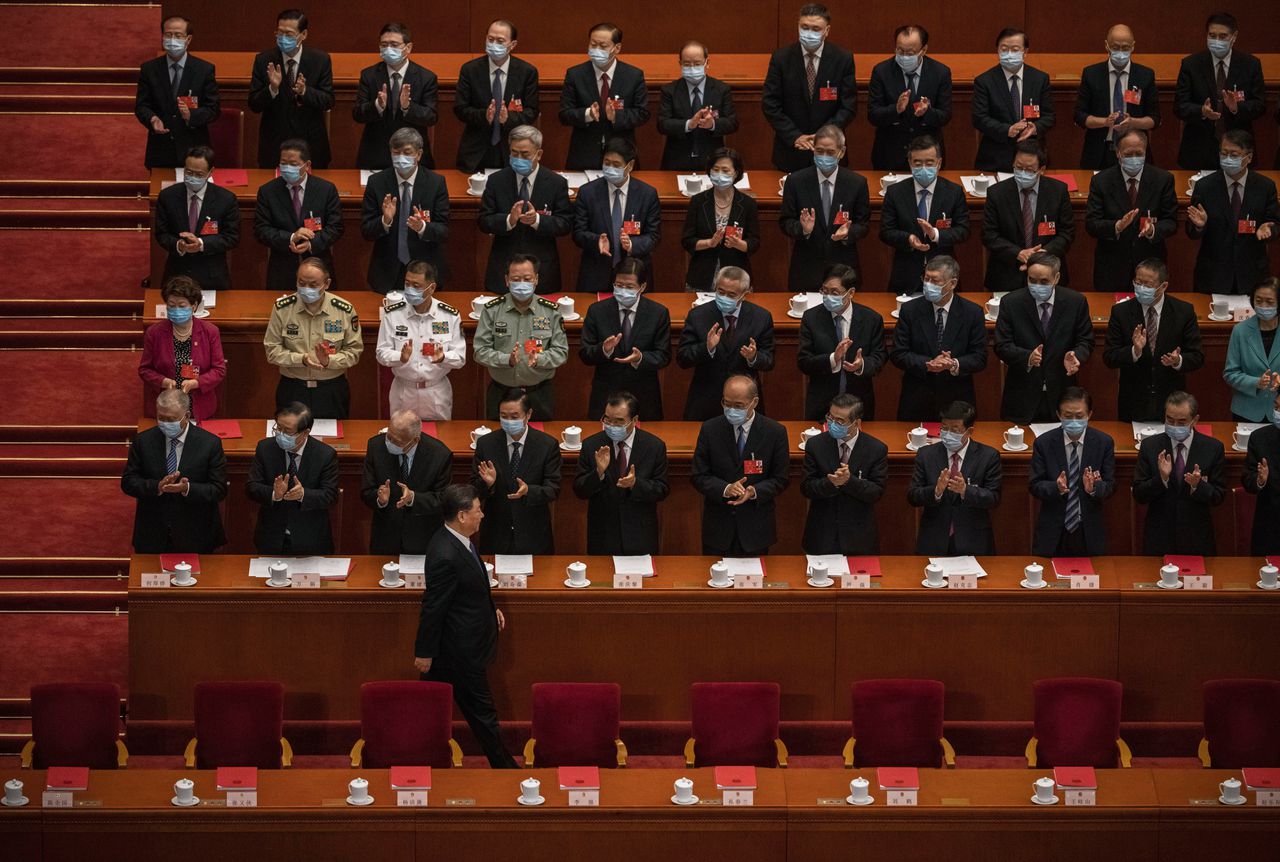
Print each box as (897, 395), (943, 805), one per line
(560, 313), (581, 322)
(906, 441), (936, 451)
(807, 578), (835, 588)
(671, 794), (700, 805)
(1257, 581), (1280, 590)
(1, 796), (29, 807)
(170, 576), (198, 587)
(921, 579), (947, 589)
(466, 189), (484, 197)
(786, 309), (807, 319)
(194, 309), (211, 318)
(1031, 795), (1059, 805)
(468, 312), (481, 320)
(1157, 579), (1184, 590)
(1207, 313), (1232, 322)
(517, 795), (545, 806)
(1233, 444), (1249, 452)
(845, 794), (874, 806)
(379, 579), (405, 589)
(1002, 443), (1029, 452)
(559, 443), (582, 452)
(1219, 795), (1247, 806)
(890, 309), (900, 318)
(489, 578), (499, 588)
(563, 578), (590, 589)
(346, 795), (375, 806)
(707, 579), (733, 589)
(171, 795), (200, 807)
(985, 314), (998, 322)
(265, 579), (291, 588)
(1020, 579), (1048, 590)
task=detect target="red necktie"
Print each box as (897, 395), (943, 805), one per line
(599, 72), (610, 104)
(616, 441), (628, 477)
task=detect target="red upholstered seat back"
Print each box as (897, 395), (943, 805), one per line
(1203, 679), (1280, 768)
(193, 681), (284, 769)
(30, 683), (121, 769)
(531, 682), (621, 768)
(851, 679), (945, 767)
(358, 681), (456, 768)
(690, 682), (780, 767)
(1033, 677), (1123, 768)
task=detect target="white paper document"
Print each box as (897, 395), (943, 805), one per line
(248, 557), (351, 579)
(806, 554), (850, 574)
(398, 555), (426, 574)
(264, 419), (338, 439)
(723, 558), (764, 576)
(1131, 421), (1163, 440)
(494, 554), (534, 574)
(1029, 423), (1061, 438)
(612, 555), (654, 575)
(928, 556), (988, 578)
(201, 290), (217, 308)
(359, 170), (374, 187)
(558, 171), (590, 190)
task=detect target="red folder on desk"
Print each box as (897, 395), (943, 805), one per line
(211, 169), (249, 187)
(846, 557), (882, 576)
(420, 422), (438, 438)
(876, 767), (919, 790)
(1243, 768), (1280, 790)
(1164, 555), (1206, 575)
(1052, 558), (1094, 577)
(921, 422), (941, 436)
(1045, 173), (1079, 192)
(390, 766), (432, 789)
(198, 419), (242, 439)
(216, 767), (258, 790)
(714, 766), (757, 789)
(558, 766), (600, 789)
(1054, 767), (1097, 788)
(159, 554), (200, 573)
(46, 767), (89, 791)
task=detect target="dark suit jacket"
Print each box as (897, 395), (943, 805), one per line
(413, 526), (498, 668)
(1102, 295), (1205, 421)
(1175, 49), (1266, 170)
(572, 427), (670, 555)
(360, 167), (450, 292)
(1133, 431), (1227, 555)
(866, 56), (953, 171)
(121, 425), (227, 553)
(971, 64), (1055, 172)
(994, 286), (1094, 424)
(691, 413), (791, 554)
(982, 175), (1075, 291)
(889, 295), (989, 421)
(135, 54), (220, 168)
(578, 295), (672, 419)
(800, 430), (888, 554)
(1085, 164), (1179, 291)
(677, 300), (776, 421)
(247, 46), (335, 168)
(1028, 426), (1116, 556)
(908, 440), (1002, 554)
(657, 76), (738, 171)
(1244, 424), (1280, 554)
(477, 167), (572, 294)
(1074, 61), (1161, 169)
(470, 427), (561, 554)
(1186, 170), (1279, 294)
(879, 176), (971, 294)
(796, 302), (887, 421)
(359, 432), (453, 555)
(761, 41), (857, 172)
(253, 174), (344, 293)
(245, 436), (339, 554)
(558, 60), (650, 169)
(453, 55), (541, 172)
(681, 188), (760, 291)
(572, 176), (662, 291)
(154, 181), (240, 290)
(351, 60), (439, 169)
(779, 165), (871, 291)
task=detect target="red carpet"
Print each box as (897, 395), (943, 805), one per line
(0, 196), (148, 214)
(0, 228), (149, 299)
(0, 349), (143, 423)
(0, 476), (134, 558)
(0, 5), (158, 69)
(0, 613), (128, 699)
(0, 113), (148, 181)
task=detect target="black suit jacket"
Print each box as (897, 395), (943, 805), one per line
(578, 295), (672, 419)
(908, 440), (1003, 554)
(982, 175), (1075, 291)
(572, 176), (662, 291)
(558, 60), (650, 169)
(154, 181), (240, 290)
(681, 188), (760, 291)
(135, 54), (220, 168)
(453, 56), (541, 172)
(866, 56), (953, 171)
(1074, 61), (1160, 169)
(121, 425), (227, 553)
(253, 175), (344, 293)
(360, 167), (450, 292)
(691, 413), (791, 554)
(414, 526), (498, 668)
(761, 41), (857, 172)
(1103, 296), (1205, 421)
(800, 430), (888, 554)
(478, 167), (572, 294)
(1244, 424), (1280, 555)
(1085, 164), (1179, 291)
(1186, 170), (1279, 294)
(1175, 50), (1266, 170)
(359, 432), (453, 555)
(470, 428), (561, 554)
(890, 295), (989, 421)
(779, 165), (871, 291)
(971, 64), (1055, 172)
(1133, 431), (1226, 555)
(245, 436), (339, 554)
(677, 300), (776, 421)
(351, 60), (439, 169)
(879, 176), (970, 294)
(796, 302), (886, 421)
(657, 76), (738, 170)
(1028, 426), (1116, 556)
(994, 286), (1094, 424)
(247, 46), (335, 168)
(572, 428), (670, 555)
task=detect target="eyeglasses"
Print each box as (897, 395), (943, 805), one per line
(378, 41), (406, 49)
(600, 416), (631, 428)
(818, 288), (849, 297)
(825, 415), (854, 427)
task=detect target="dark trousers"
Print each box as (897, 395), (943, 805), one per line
(486, 379), (554, 421)
(423, 661), (517, 769)
(702, 530), (770, 557)
(276, 375), (350, 419)
(1053, 526), (1090, 557)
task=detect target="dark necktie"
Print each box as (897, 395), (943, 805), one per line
(398, 180), (412, 264)
(1127, 178), (1139, 209)
(1021, 188), (1035, 247)
(519, 177), (530, 205)
(490, 68), (504, 145)
(1145, 306), (1159, 354)
(834, 313), (846, 394)
(1039, 301), (1053, 337)
(188, 193), (201, 234)
(1065, 441), (1082, 532)
(470, 540), (484, 572)
(1112, 69), (1124, 116)
(1231, 181), (1243, 224)
(616, 441), (629, 476)
(620, 308), (633, 353)
(1214, 61), (1227, 136)
(291, 184), (303, 223)
(610, 188), (623, 263)
(948, 453), (960, 535)
(171, 62), (183, 95)
(839, 441), (850, 465)
(691, 85), (703, 113)
(166, 439), (179, 474)
(917, 188), (929, 221)
(286, 58), (297, 91)
(805, 52), (817, 99)
(907, 72), (917, 97)
(723, 314), (737, 344)
(1009, 73), (1021, 120)
(599, 72), (610, 104)
(508, 442), (522, 492)
(690, 86), (704, 158)
(390, 71), (402, 117)
(821, 179), (832, 224)
(287, 451), (299, 480)
(736, 426), (747, 458)
(399, 454), (410, 481)
(1173, 442), (1186, 485)
(935, 306), (946, 346)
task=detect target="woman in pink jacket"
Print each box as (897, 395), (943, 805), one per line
(139, 275), (227, 421)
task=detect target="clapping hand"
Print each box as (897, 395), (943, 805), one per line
(706, 322), (723, 352)
(1131, 324), (1147, 352)
(1186, 464), (1204, 489)
(394, 482), (413, 508)
(934, 468), (950, 498)
(399, 339), (413, 364)
(1258, 457), (1270, 489)
(1028, 344), (1044, 368)
(842, 347), (864, 374)
(828, 463), (850, 487)
(1187, 204), (1208, 229)
(507, 477), (529, 500)
(1159, 347), (1181, 368)
(1064, 350), (1081, 375)
(597, 232), (611, 257)
(1056, 470), (1070, 495)
(616, 466), (637, 489)
(594, 445), (611, 476)
(377, 479), (392, 506)
(157, 471), (184, 495)
(477, 460), (498, 487)
(282, 475), (304, 501)
(739, 337), (758, 363)
(946, 470), (967, 497)
(1082, 467), (1101, 495)
(799, 207), (816, 236)
(1157, 449), (1173, 482)
(272, 473), (289, 500)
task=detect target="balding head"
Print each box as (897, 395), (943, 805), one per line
(155, 389), (191, 424)
(1105, 24), (1134, 52)
(386, 409), (422, 451)
(721, 375), (760, 419)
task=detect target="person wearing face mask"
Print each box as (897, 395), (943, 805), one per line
(1224, 278), (1280, 422)
(1243, 389), (1280, 555)
(580, 258), (672, 419)
(867, 24), (953, 172)
(253, 138), (343, 294)
(797, 264), (886, 422)
(981, 140), (1074, 294)
(1074, 24), (1159, 170)
(375, 260), (466, 420)
(681, 148), (760, 292)
(454, 20), (540, 173)
(136, 15), (220, 168)
(573, 391), (671, 555)
(800, 394), (888, 555)
(657, 41), (738, 171)
(122, 389), (227, 554)
(971, 27), (1055, 173)
(1133, 390), (1226, 556)
(246, 401), (339, 554)
(1174, 12), (1265, 171)
(1029, 387), (1116, 557)
(907, 400), (1002, 555)
(154, 146), (240, 291)
(559, 22), (650, 170)
(139, 276), (227, 422)
(248, 8), (334, 169)
(1103, 258), (1203, 422)
(360, 409), (453, 555)
(353, 22), (439, 171)
(1186, 129), (1279, 295)
(879, 135), (970, 295)
(572, 137), (662, 291)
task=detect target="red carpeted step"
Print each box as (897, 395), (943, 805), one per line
(2, 318), (145, 333)
(0, 5), (158, 70)
(0, 612), (128, 701)
(0, 197), (148, 214)
(0, 443), (130, 460)
(0, 83), (137, 98)
(0, 227), (149, 300)
(0, 113), (148, 181)
(0, 348), (142, 423)
(0, 476), (134, 557)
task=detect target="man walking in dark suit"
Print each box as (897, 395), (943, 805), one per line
(245, 401), (339, 554)
(1243, 391), (1280, 555)
(154, 146), (240, 291)
(982, 141), (1074, 292)
(579, 258), (671, 419)
(559, 22), (650, 170)
(971, 28), (1054, 173)
(360, 410), (452, 556)
(678, 267), (775, 421)
(867, 25), (952, 172)
(454, 20), (540, 173)
(797, 264), (885, 421)
(413, 484), (518, 769)
(907, 400), (1002, 555)
(657, 41), (738, 171)
(1174, 12), (1266, 171)
(360, 127), (450, 293)
(253, 138), (343, 293)
(800, 394), (888, 555)
(1029, 387), (1116, 557)
(247, 9), (334, 168)
(573, 391), (670, 555)
(352, 22), (438, 170)
(879, 135), (969, 294)
(1074, 25), (1159, 170)
(572, 137), (661, 292)
(136, 15), (220, 168)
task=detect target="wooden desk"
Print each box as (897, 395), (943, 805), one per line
(1151, 769), (1280, 862)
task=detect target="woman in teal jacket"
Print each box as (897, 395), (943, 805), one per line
(1223, 278), (1280, 421)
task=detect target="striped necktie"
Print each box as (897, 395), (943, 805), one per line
(1065, 441), (1082, 532)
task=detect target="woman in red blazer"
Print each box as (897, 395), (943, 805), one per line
(139, 276), (227, 421)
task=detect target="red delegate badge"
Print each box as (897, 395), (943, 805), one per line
(743, 458), (764, 475)
(934, 216), (952, 229)
(1239, 219), (1257, 235)
(303, 215), (323, 231)
(524, 338), (543, 355)
(1037, 220), (1056, 237)
(421, 341), (437, 357)
(320, 340), (336, 355)
(724, 224), (742, 239)
(177, 95), (199, 109)
(622, 219), (641, 236)
(508, 98), (523, 112)
(819, 84), (837, 101)
(832, 208), (850, 225)
(1022, 103), (1041, 119)
(199, 219), (219, 236)
(180, 364), (198, 380)
(1123, 88), (1141, 105)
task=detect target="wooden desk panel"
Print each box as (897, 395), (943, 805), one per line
(1151, 769), (1280, 862)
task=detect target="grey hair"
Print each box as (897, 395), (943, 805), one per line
(814, 124), (845, 148)
(508, 124), (542, 149)
(924, 254), (960, 282)
(389, 409), (423, 434)
(715, 265), (751, 291)
(389, 127), (424, 151)
(156, 388), (190, 414)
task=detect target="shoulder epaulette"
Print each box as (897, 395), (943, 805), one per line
(536, 297), (558, 309)
(384, 300), (406, 312)
(436, 301), (459, 315)
(329, 295), (353, 313)
(485, 296), (506, 308)
(274, 294), (296, 309)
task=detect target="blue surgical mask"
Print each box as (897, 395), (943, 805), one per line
(276, 34), (298, 54)
(714, 293), (740, 316)
(279, 163), (303, 184)
(613, 286), (639, 308)
(822, 293), (846, 312)
(166, 305), (193, 325)
(1013, 169), (1038, 190)
(798, 28), (824, 50)
(509, 156), (533, 176)
(391, 154), (416, 175)
(603, 423), (629, 442)
(385, 438), (405, 456)
(1028, 282), (1054, 302)
(163, 37), (187, 59)
(998, 49), (1024, 72)
(682, 64), (706, 83)
(402, 285), (425, 306)
(588, 47), (612, 68)
(380, 45), (404, 65)
(297, 285), (323, 304)
(923, 281), (944, 303)
(1165, 424), (1191, 442)
(1254, 305), (1278, 321)
(827, 421), (849, 440)
(1061, 418), (1088, 438)
(158, 420), (184, 439)
(709, 171), (735, 189)
(601, 165), (626, 185)
(723, 406), (749, 426)
(1109, 50), (1131, 68)
(1207, 37), (1231, 59)
(814, 154), (838, 174)
(895, 52), (920, 73)
(940, 430), (965, 453)
(183, 173), (208, 193)
(911, 165), (938, 187)
(275, 430), (298, 450)
(500, 418), (525, 437)
(1120, 156), (1145, 177)
(1220, 155), (1244, 175)
(508, 280), (536, 301)
(1134, 284), (1158, 306)
(486, 40), (509, 62)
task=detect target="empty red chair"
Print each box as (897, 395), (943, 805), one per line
(1200, 679), (1280, 768)
(686, 682), (787, 768)
(186, 682), (291, 769)
(1027, 678), (1131, 768)
(350, 681), (462, 768)
(21, 683), (127, 769)
(845, 679), (954, 768)
(524, 683), (627, 768)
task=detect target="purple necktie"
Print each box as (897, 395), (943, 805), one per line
(1039, 301), (1052, 336)
(1173, 443), (1186, 485)
(188, 193), (200, 234)
(291, 184), (303, 223)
